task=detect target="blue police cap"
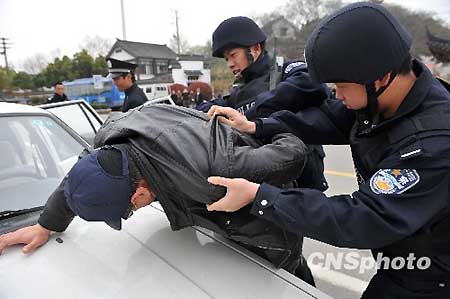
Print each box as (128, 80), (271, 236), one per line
(107, 58), (137, 79)
(64, 146), (131, 230)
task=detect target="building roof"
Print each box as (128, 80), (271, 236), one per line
(136, 72), (174, 84)
(261, 16), (299, 36)
(177, 54), (207, 61)
(426, 27), (450, 63)
(107, 39), (178, 60)
(184, 70), (203, 76)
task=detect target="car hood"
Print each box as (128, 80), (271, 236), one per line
(0, 203), (329, 299)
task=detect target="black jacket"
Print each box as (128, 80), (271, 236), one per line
(252, 60), (450, 283)
(47, 93), (68, 104)
(198, 55), (329, 191)
(38, 105), (307, 269)
(122, 83), (148, 112)
(197, 52), (271, 114)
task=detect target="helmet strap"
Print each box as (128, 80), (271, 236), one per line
(356, 71), (397, 134)
(246, 47), (254, 65)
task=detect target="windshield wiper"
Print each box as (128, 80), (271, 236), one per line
(0, 206), (44, 220)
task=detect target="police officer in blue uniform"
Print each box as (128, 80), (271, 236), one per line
(206, 2), (450, 298)
(107, 58), (148, 112)
(202, 16), (330, 192)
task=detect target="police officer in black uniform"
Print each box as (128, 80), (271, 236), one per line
(107, 58), (148, 112)
(202, 16), (330, 192)
(207, 3), (450, 298)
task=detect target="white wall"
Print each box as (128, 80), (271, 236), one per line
(198, 69), (211, 84)
(179, 60), (203, 70)
(171, 69), (211, 86)
(172, 69), (186, 85)
(109, 48), (134, 61)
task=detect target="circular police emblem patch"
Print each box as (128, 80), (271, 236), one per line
(370, 169), (420, 195)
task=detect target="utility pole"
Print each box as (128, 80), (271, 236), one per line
(0, 37), (11, 70)
(175, 10), (181, 54)
(120, 0), (127, 40)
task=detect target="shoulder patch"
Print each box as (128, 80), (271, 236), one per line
(284, 61), (305, 74)
(370, 169), (420, 195)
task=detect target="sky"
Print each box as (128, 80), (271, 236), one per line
(1, 0), (449, 71)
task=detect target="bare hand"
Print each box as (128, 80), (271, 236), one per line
(207, 176), (260, 212)
(206, 105), (256, 134)
(0, 224), (51, 255)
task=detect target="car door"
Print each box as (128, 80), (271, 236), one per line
(39, 100), (104, 145)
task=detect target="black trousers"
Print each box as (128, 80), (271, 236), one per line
(361, 271), (450, 299)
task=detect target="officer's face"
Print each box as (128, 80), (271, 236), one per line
(112, 74), (133, 91)
(224, 48), (250, 79)
(335, 83), (368, 110)
(55, 84), (64, 96)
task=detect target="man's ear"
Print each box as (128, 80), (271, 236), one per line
(250, 43), (262, 60)
(377, 72), (391, 87)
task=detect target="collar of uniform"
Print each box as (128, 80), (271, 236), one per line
(240, 51), (271, 83)
(363, 60), (433, 134)
(124, 83), (138, 96)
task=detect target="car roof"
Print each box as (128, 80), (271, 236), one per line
(0, 102), (50, 115)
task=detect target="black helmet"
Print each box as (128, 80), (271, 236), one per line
(212, 16), (267, 58)
(305, 2), (412, 84)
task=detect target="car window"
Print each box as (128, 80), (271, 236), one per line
(45, 104), (96, 138)
(0, 115), (84, 212)
(79, 104), (102, 131)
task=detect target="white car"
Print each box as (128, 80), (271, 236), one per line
(0, 101), (331, 299)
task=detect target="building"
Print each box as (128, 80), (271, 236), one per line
(262, 16), (299, 40)
(106, 39), (211, 86)
(172, 54), (211, 86)
(261, 16), (302, 59)
(426, 27), (450, 63)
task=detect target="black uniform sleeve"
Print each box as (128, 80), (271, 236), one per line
(37, 176), (75, 232)
(37, 149), (92, 232)
(255, 97), (355, 145)
(245, 62), (329, 120)
(250, 164), (450, 249)
(196, 97), (230, 112)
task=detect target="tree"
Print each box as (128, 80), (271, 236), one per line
(93, 56), (108, 76)
(210, 58), (234, 96)
(185, 41), (212, 58)
(385, 3), (450, 58)
(42, 55), (76, 87)
(12, 71), (34, 89)
(283, 0), (343, 27)
(169, 33), (190, 54)
(33, 73), (48, 89)
(73, 49), (94, 78)
(79, 35), (113, 58)
(22, 53), (49, 75)
(0, 66), (15, 91)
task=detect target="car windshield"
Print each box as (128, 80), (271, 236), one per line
(0, 115), (84, 213)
